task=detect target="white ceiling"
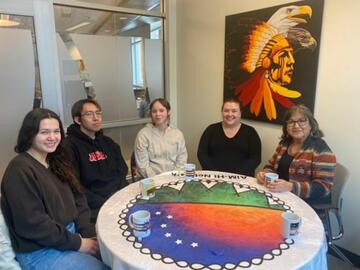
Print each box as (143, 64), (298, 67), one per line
(0, 1), (161, 39)
(54, 0), (161, 36)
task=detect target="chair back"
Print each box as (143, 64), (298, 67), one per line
(130, 152), (138, 183)
(331, 163), (349, 210)
(326, 164), (356, 266)
(0, 202), (22, 269)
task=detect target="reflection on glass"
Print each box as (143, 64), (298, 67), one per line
(0, 13), (40, 175)
(54, 4), (164, 125)
(0, 14), (41, 108)
(78, 59), (96, 99)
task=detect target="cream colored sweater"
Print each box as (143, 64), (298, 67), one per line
(134, 123), (188, 178)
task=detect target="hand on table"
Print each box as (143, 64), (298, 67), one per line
(256, 171), (266, 185)
(256, 171), (271, 185)
(79, 237), (99, 257)
(266, 179), (293, 193)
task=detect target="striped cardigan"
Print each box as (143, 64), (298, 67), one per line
(264, 136), (336, 202)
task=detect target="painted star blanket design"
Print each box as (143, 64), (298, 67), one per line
(118, 178), (294, 269)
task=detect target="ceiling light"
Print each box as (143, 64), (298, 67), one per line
(61, 7), (72, 18)
(66, 21), (90, 32)
(0, 14), (19, 27)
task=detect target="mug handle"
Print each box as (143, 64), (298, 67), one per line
(293, 216), (302, 236)
(128, 214), (134, 229)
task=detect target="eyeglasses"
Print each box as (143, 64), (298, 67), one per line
(81, 111), (103, 118)
(286, 118), (308, 127)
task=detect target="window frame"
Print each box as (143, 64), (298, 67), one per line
(52, 0), (166, 128)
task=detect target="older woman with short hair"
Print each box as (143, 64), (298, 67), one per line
(256, 105), (336, 204)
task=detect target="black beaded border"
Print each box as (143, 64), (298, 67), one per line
(117, 178), (294, 269)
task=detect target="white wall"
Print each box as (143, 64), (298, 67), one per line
(174, 0), (360, 255)
(165, 0), (179, 126)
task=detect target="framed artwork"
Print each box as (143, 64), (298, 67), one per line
(224, 0), (324, 124)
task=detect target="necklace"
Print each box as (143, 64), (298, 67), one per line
(288, 143), (302, 156)
(27, 150), (49, 168)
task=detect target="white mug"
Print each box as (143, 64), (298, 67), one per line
(139, 178), (155, 199)
(184, 163), (196, 181)
(282, 212), (301, 239)
(265, 172), (278, 184)
(128, 210), (151, 240)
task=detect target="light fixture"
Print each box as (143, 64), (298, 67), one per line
(66, 21), (90, 32)
(0, 14), (19, 27)
(61, 7), (72, 18)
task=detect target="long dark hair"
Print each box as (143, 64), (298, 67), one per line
(280, 104), (324, 144)
(15, 108), (82, 193)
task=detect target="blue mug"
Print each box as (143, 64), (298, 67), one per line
(128, 210), (151, 240)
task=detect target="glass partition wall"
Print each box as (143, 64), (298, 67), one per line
(53, 0), (165, 125)
(0, 13), (42, 108)
(70, 0), (161, 11)
(0, 13), (41, 176)
(53, 0), (166, 171)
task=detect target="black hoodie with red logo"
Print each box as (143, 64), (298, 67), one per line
(65, 124), (128, 221)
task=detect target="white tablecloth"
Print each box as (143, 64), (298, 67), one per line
(96, 171), (327, 270)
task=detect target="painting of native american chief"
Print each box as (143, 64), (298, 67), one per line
(224, 0), (324, 124)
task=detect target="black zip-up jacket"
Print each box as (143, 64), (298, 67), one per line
(64, 124), (128, 221)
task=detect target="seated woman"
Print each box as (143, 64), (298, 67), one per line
(134, 98), (188, 178)
(256, 105), (336, 204)
(197, 99), (261, 176)
(1, 108), (109, 270)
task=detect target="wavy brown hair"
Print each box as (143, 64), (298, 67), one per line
(150, 98), (171, 112)
(150, 98), (171, 125)
(280, 104), (324, 144)
(15, 108), (82, 193)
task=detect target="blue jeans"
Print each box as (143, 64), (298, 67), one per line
(16, 223), (109, 270)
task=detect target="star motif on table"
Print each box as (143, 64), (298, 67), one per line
(191, 242), (198, 248)
(165, 232), (172, 238)
(160, 224), (167, 228)
(167, 215), (173, 219)
(155, 211), (161, 215)
(175, 239), (182, 245)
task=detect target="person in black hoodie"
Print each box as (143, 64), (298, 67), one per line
(64, 99), (128, 223)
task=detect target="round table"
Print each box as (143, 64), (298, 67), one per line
(96, 171), (327, 270)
